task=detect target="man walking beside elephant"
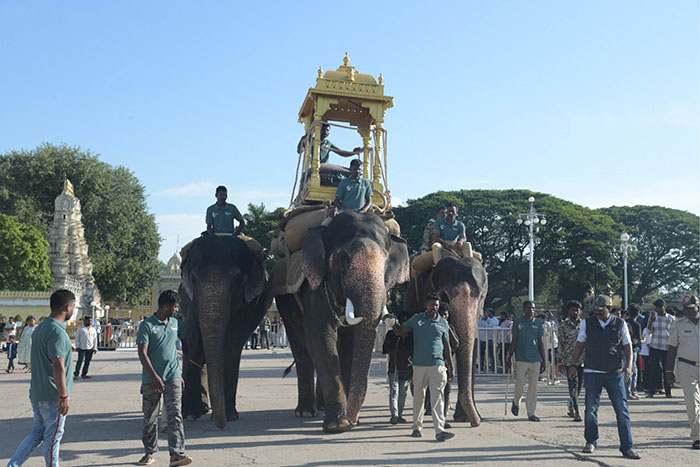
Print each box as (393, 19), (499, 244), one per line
(506, 300), (546, 422)
(136, 290), (192, 466)
(393, 292), (455, 441)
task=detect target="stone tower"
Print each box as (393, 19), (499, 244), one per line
(47, 179), (102, 319)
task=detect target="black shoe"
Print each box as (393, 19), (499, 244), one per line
(528, 415), (541, 422)
(82, 375), (91, 379)
(397, 416), (408, 423)
(389, 416), (398, 424)
(665, 392), (672, 398)
(511, 402), (519, 416)
(411, 429), (422, 438)
(573, 414), (582, 422)
(646, 392), (654, 398)
(692, 440), (699, 450)
(622, 449), (641, 460)
(444, 422), (452, 429)
(436, 431), (455, 442)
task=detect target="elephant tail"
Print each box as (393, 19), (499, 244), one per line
(282, 359), (296, 378)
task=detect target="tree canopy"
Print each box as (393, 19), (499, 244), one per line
(0, 214), (52, 291)
(600, 205), (700, 303)
(393, 190), (697, 311)
(0, 143), (161, 305)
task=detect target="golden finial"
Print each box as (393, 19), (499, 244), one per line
(343, 52), (350, 66)
(317, 66), (323, 78)
(63, 178), (74, 197)
(378, 73), (384, 85)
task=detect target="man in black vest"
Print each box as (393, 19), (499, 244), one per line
(569, 295), (641, 460)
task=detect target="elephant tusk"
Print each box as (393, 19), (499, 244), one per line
(344, 299), (363, 325)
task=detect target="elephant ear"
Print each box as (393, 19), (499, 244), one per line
(301, 226), (326, 291)
(244, 257), (266, 304)
(385, 235), (410, 291)
(180, 258), (195, 303)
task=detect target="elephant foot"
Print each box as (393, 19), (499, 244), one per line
(323, 418), (354, 433)
(295, 406), (317, 418)
(470, 418), (481, 427)
(185, 414), (197, 422)
(453, 414), (467, 423)
(226, 409), (239, 421)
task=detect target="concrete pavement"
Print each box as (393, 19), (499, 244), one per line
(0, 348), (697, 466)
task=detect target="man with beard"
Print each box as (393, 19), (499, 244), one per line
(7, 289), (75, 467)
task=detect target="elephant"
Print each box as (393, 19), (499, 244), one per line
(403, 255), (488, 427)
(273, 210), (410, 432)
(179, 234), (267, 429)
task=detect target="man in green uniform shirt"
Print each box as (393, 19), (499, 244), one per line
(136, 290), (192, 466)
(393, 293), (456, 442)
(206, 185), (245, 236)
(297, 123), (362, 164)
(432, 203), (475, 262)
(8, 289), (75, 467)
(331, 159), (372, 215)
(506, 300), (546, 422)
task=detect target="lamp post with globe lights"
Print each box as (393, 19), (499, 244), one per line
(516, 196), (547, 301)
(619, 232), (632, 310)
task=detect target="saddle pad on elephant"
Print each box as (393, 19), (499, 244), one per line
(268, 250), (306, 297)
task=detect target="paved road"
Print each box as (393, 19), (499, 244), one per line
(0, 348), (696, 466)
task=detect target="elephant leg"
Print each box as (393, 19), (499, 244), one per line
(277, 294), (317, 417)
(337, 326), (354, 397)
(222, 331), (244, 422)
(183, 316), (209, 421)
(303, 290), (351, 433)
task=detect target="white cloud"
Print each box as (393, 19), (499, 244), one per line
(156, 181), (217, 198)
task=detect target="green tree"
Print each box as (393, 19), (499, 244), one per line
(599, 206), (700, 303)
(393, 190), (620, 311)
(242, 203), (286, 269)
(0, 143), (161, 305)
(0, 214), (52, 290)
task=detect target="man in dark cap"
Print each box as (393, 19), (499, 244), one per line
(666, 295), (700, 450)
(646, 298), (675, 398)
(569, 295), (641, 460)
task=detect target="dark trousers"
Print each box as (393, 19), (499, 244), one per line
(260, 331), (270, 349)
(647, 347), (670, 395)
(7, 358), (15, 372)
(74, 349), (94, 377)
(565, 365), (584, 413)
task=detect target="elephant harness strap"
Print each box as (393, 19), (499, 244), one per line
(323, 282), (350, 328)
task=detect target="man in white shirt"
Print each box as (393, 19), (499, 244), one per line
(74, 316), (98, 379)
(569, 295), (641, 460)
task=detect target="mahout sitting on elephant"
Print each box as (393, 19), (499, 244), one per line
(179, 234), (267, 429)
(403, 255), (488, 427)
(272, 210), (410, 432)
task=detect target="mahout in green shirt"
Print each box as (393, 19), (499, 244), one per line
(136, 313), (181, 383)
(512, 316), (543, 362)
(335, 177), (372, 212)
(434, 217), (466, 243)
(206, 202), (243, 234)
(404, 311), (450, 367)
(29, 318), (73, 402)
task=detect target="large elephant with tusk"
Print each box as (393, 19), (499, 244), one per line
(272, 210), (409, 432)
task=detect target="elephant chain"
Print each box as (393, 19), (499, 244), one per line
(323, 282), (350, 328)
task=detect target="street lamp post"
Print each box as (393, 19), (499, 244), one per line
(619, 232), (631, 310)
(517, 196), (547, 301)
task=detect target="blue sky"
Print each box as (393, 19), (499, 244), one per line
(1, 1), (698, 262)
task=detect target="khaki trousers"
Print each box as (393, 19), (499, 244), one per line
(412, 365), (447, 436)
(677, 361), (700, 441)
(514, 361), (540, 417)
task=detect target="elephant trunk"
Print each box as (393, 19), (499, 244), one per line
(341, 242), (387, 424)
(199, 281), (230, 430)
(448, 282), (482, 427)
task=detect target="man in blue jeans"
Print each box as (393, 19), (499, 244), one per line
(8, 289), (75, 467)
(569, 295), (641, 460)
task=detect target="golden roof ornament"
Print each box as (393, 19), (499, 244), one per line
(63, 178), (75, 197)
(317, 66), (323, 79)
(343, 52), (350, 66)
(378, 73), (384, 85)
